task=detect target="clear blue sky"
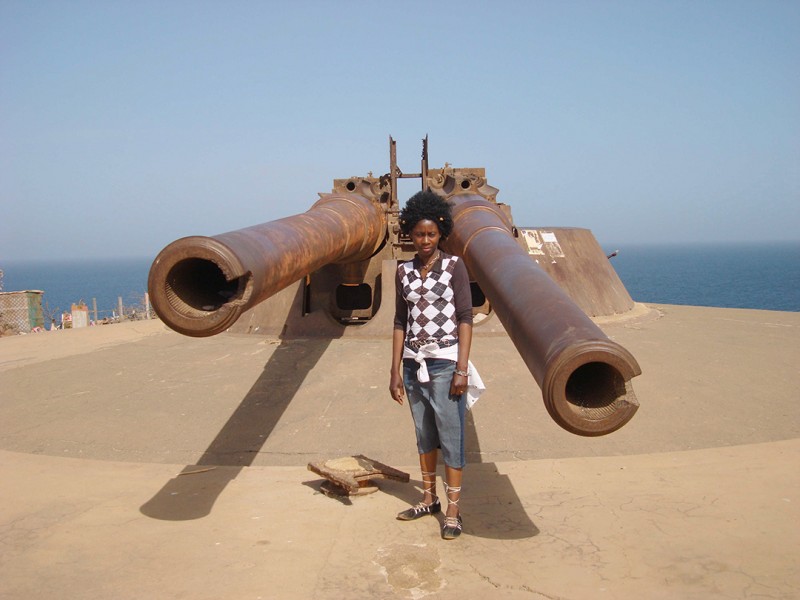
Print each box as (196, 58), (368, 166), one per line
(2, 0), (798, 261)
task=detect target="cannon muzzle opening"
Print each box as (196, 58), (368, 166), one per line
(148, 236), (255, 337)
(566, 362), (627, 415)
(543, 341), (640, 436)
(164, 258), (248, 314)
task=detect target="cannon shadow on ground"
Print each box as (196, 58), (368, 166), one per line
(139, 333), (332, 521)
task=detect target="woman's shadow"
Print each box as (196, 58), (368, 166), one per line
(364, 410), (539, 540)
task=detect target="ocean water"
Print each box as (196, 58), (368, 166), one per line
(1, 257), (151, 320)
(1, 242), (799, 321)
(608, 242), (799, 312)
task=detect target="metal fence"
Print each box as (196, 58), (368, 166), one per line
(0, 290), (45, 334)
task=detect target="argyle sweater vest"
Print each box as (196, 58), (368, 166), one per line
(398, 255), (461, 345)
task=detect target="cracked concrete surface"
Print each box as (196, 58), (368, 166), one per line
(0, 304), (799, 599)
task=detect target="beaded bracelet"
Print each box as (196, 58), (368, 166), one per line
(454, 368), (469, 377)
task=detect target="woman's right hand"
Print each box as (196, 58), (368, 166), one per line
(389, 371), (405, 405)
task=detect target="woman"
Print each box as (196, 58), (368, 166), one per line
(390, 189), (473, 540)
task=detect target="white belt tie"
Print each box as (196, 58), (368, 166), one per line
(403, 341), (486, 410)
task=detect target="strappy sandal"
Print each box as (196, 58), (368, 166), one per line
(397, 470), (441, 521)
(442, 514), (463, 539)
(441, 483), (463, 539)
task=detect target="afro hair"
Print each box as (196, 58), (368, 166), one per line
(398, 190), (455, 240)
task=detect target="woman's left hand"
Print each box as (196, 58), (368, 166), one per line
(450, 372), (468, 397)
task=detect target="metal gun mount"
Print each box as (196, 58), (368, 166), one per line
(149, 137), (640, 436)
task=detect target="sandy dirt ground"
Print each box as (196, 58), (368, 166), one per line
(0, 304), (798, 599)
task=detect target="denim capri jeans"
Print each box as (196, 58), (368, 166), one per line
(403, 358), (466, 468)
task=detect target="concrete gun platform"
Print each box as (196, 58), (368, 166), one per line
(1, 304), (798, 599)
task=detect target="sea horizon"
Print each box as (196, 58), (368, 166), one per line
(2, 240), (799, 318)
(5, 237), (799, 262)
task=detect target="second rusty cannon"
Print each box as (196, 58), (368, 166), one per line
(148, 138), (640, 436)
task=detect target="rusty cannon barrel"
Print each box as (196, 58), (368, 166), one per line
(443, 194), (641, 436)
(148, 193), (386, 337)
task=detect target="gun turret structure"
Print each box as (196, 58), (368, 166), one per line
(149, 137), (640, 436)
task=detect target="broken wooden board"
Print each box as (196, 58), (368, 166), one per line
(307, 454), (410, 496)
